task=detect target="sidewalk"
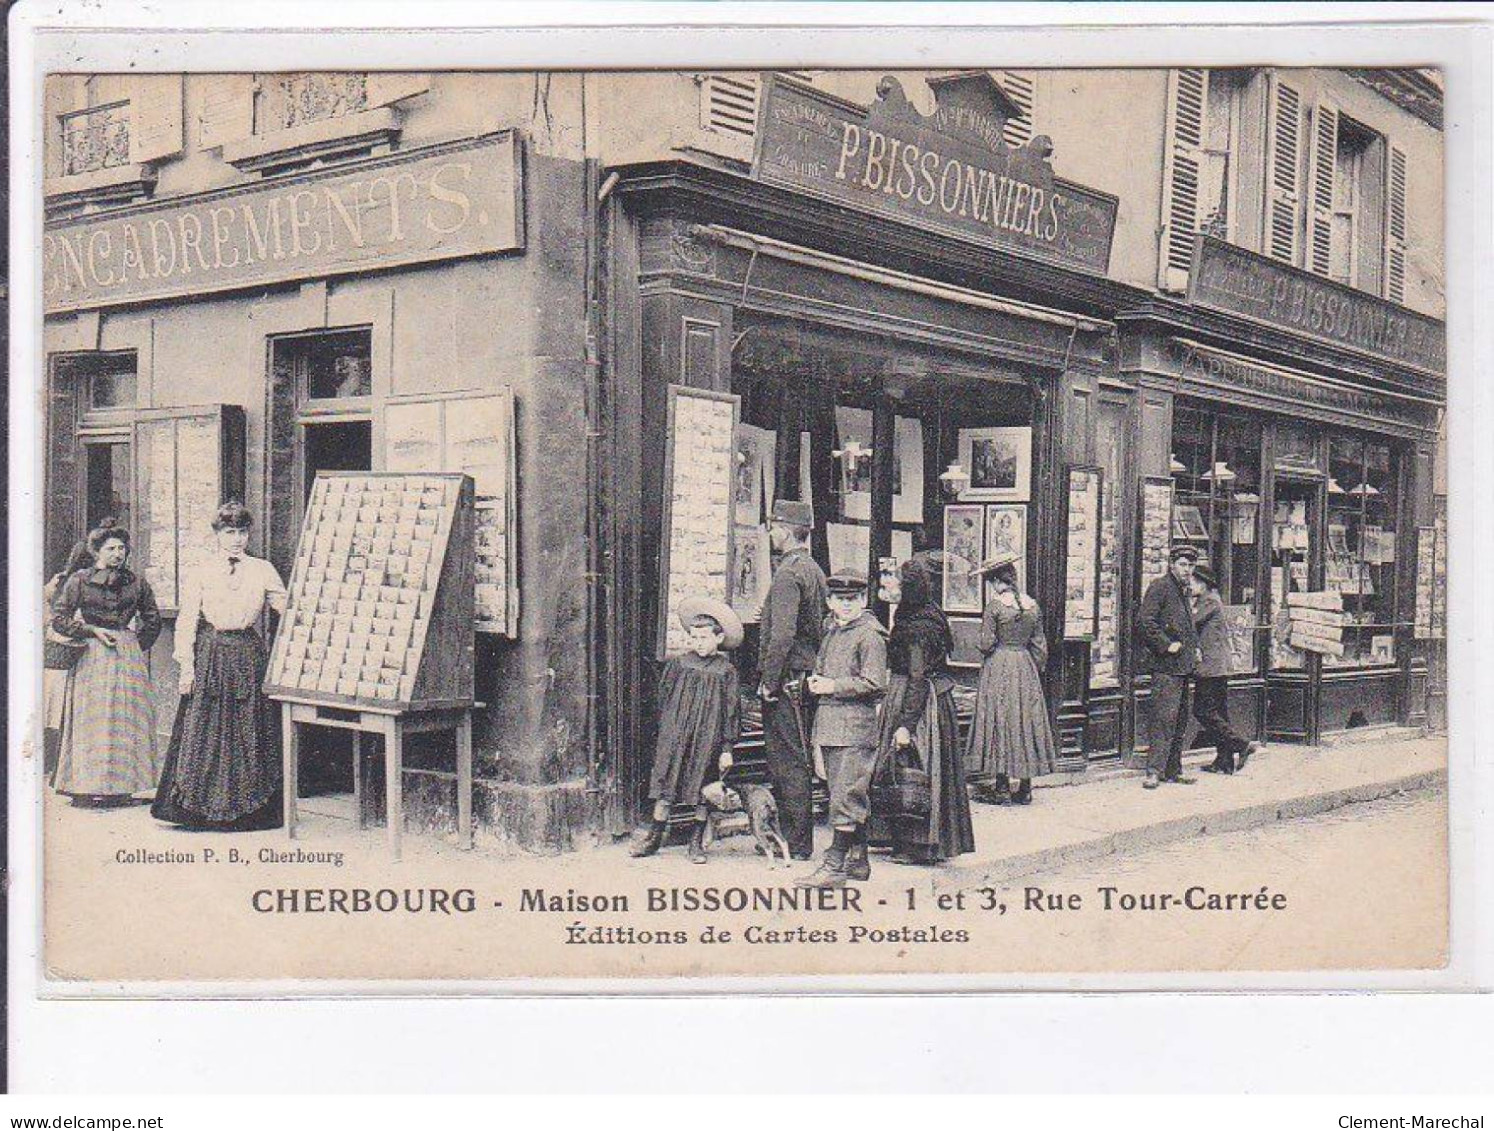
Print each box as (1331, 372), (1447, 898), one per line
(615, 733), (1447, 891)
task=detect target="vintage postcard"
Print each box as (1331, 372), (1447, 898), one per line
(25, 56), (1453, 990)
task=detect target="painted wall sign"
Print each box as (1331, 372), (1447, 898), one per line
(44, 131), (523, 315)
(1187, 235), (1445, 376)
(1177, 341), (1435, 433)
(753, 73), (1118, 274)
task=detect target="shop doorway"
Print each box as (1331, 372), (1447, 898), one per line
(301, 421), (372, 504)
(267, 328), (375, 809)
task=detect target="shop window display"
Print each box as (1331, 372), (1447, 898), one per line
(1325, 436), (1399, 668)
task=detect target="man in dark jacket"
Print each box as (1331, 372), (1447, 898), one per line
(1136, 543), (1201, 789)
(757, 499), (828, 859)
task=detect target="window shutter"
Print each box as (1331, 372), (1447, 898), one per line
(1264, 75), (1304, 265)
(196, 74), (255, 150)
(995, 70), (1037, 147)
(364, 72), (430, 108)
(1307, 99), (1340, 277)
(699, 73), (762, 136)
(45, 365), (83, 576)
(1385, 144), (1408, 304)
(128, 74), (184, 164)
(1158, 67), (1208, 290)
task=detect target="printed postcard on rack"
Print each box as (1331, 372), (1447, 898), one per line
(25, 49), (1454, 989)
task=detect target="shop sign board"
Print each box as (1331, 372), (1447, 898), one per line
(753, 73), (1118, 274)
(44, 131), (523, 315)
(1177, 341), (1436, 434)
(1187, 235), (1445, 377)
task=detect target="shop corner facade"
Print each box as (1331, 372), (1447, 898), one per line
(41, 68), (1445, 853)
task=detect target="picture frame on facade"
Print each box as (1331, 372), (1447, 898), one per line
(957, 426), (1031, 501)
(733, 423), (775, 527)
(941, 503), (985, 614)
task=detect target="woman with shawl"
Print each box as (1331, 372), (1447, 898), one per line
(872, 554), (976, 864)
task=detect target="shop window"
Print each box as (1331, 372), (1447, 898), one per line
(1326, 436), (1400, 668)
(1171, 403), (1263, 672)
(87, 357), (138, 410)
(1270, 477), (1316, 671)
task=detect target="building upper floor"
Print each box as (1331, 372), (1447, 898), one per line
(42, 66), (1444, 323)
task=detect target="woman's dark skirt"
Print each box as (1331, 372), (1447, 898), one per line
(871, 675), (976, 863)
(151, 626), (282, 831)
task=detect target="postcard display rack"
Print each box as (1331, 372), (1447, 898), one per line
(266, 472), (476, 859)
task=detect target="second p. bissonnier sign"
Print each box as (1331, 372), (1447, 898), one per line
(752, 72), (1119, 275)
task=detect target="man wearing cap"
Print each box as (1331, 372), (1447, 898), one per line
(758, 499), (829, 860)
(798, 569), (888, 888)
(1135, 543), (1202, 789)
(1190, 562), (1260, 774)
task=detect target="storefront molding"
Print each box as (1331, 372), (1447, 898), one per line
(614, 160), (1139, 322)
(1114, 301), (1444, 406)
(1170, 339), (1440, 438)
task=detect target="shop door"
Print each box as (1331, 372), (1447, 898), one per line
(1265, 475), (1322, 744)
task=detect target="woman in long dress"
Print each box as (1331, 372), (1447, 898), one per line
(42, 540), (94, 778)
(51, 522), (163, 806)
(965, 553), (1058, 805)
(152, 502), (288, 831)
(873, 555), (975, 864)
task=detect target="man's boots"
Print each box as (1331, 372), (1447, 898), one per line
(688, 820), (708, 864)
(844, 826), (871, 882)
(628, 820), (667, 858)
(796, 830), (851, 888)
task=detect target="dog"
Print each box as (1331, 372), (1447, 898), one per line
(700, 780), (793, 868)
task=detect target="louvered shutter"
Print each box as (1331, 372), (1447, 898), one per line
(196, 74), (255, 150)
(365, 72), (430, 108)
(995, 70), (1037, 147)
(1307, 99), (1340, 277)
(699, 73), (760, 137)
(1158, 68), (1208, 290)
(1264, 75), (1304, 265)
(1385, 144), (1408, 304)
(128, 74), (184, 164)
(45, 365), (83, 576)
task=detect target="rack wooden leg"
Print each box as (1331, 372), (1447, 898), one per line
(457, 715), (473, 851)
(283, 703), (298, 839)
(352, 730), (365, 830)
(385, 716), (403, 861)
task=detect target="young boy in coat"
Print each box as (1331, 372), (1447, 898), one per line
(798, 570), (888, 889)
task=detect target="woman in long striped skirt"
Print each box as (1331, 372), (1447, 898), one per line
(51, 522), (163, 806)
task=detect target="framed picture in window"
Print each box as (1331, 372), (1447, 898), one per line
(957, 426), (1032, 502)
(941, 504), (985, 614)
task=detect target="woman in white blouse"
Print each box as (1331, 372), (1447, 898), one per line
(152, 501), (288, 830)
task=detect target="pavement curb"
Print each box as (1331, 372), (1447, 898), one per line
(932, 767), (1447, 890)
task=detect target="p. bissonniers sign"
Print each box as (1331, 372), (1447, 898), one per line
(752, 73), (1118, 275)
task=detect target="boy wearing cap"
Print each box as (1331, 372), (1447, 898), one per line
(1135, 544), (1202, 789)
(1190, 563), (1261, 774)
(629, 596), (743, 863)
(798, 570), (888, 888)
